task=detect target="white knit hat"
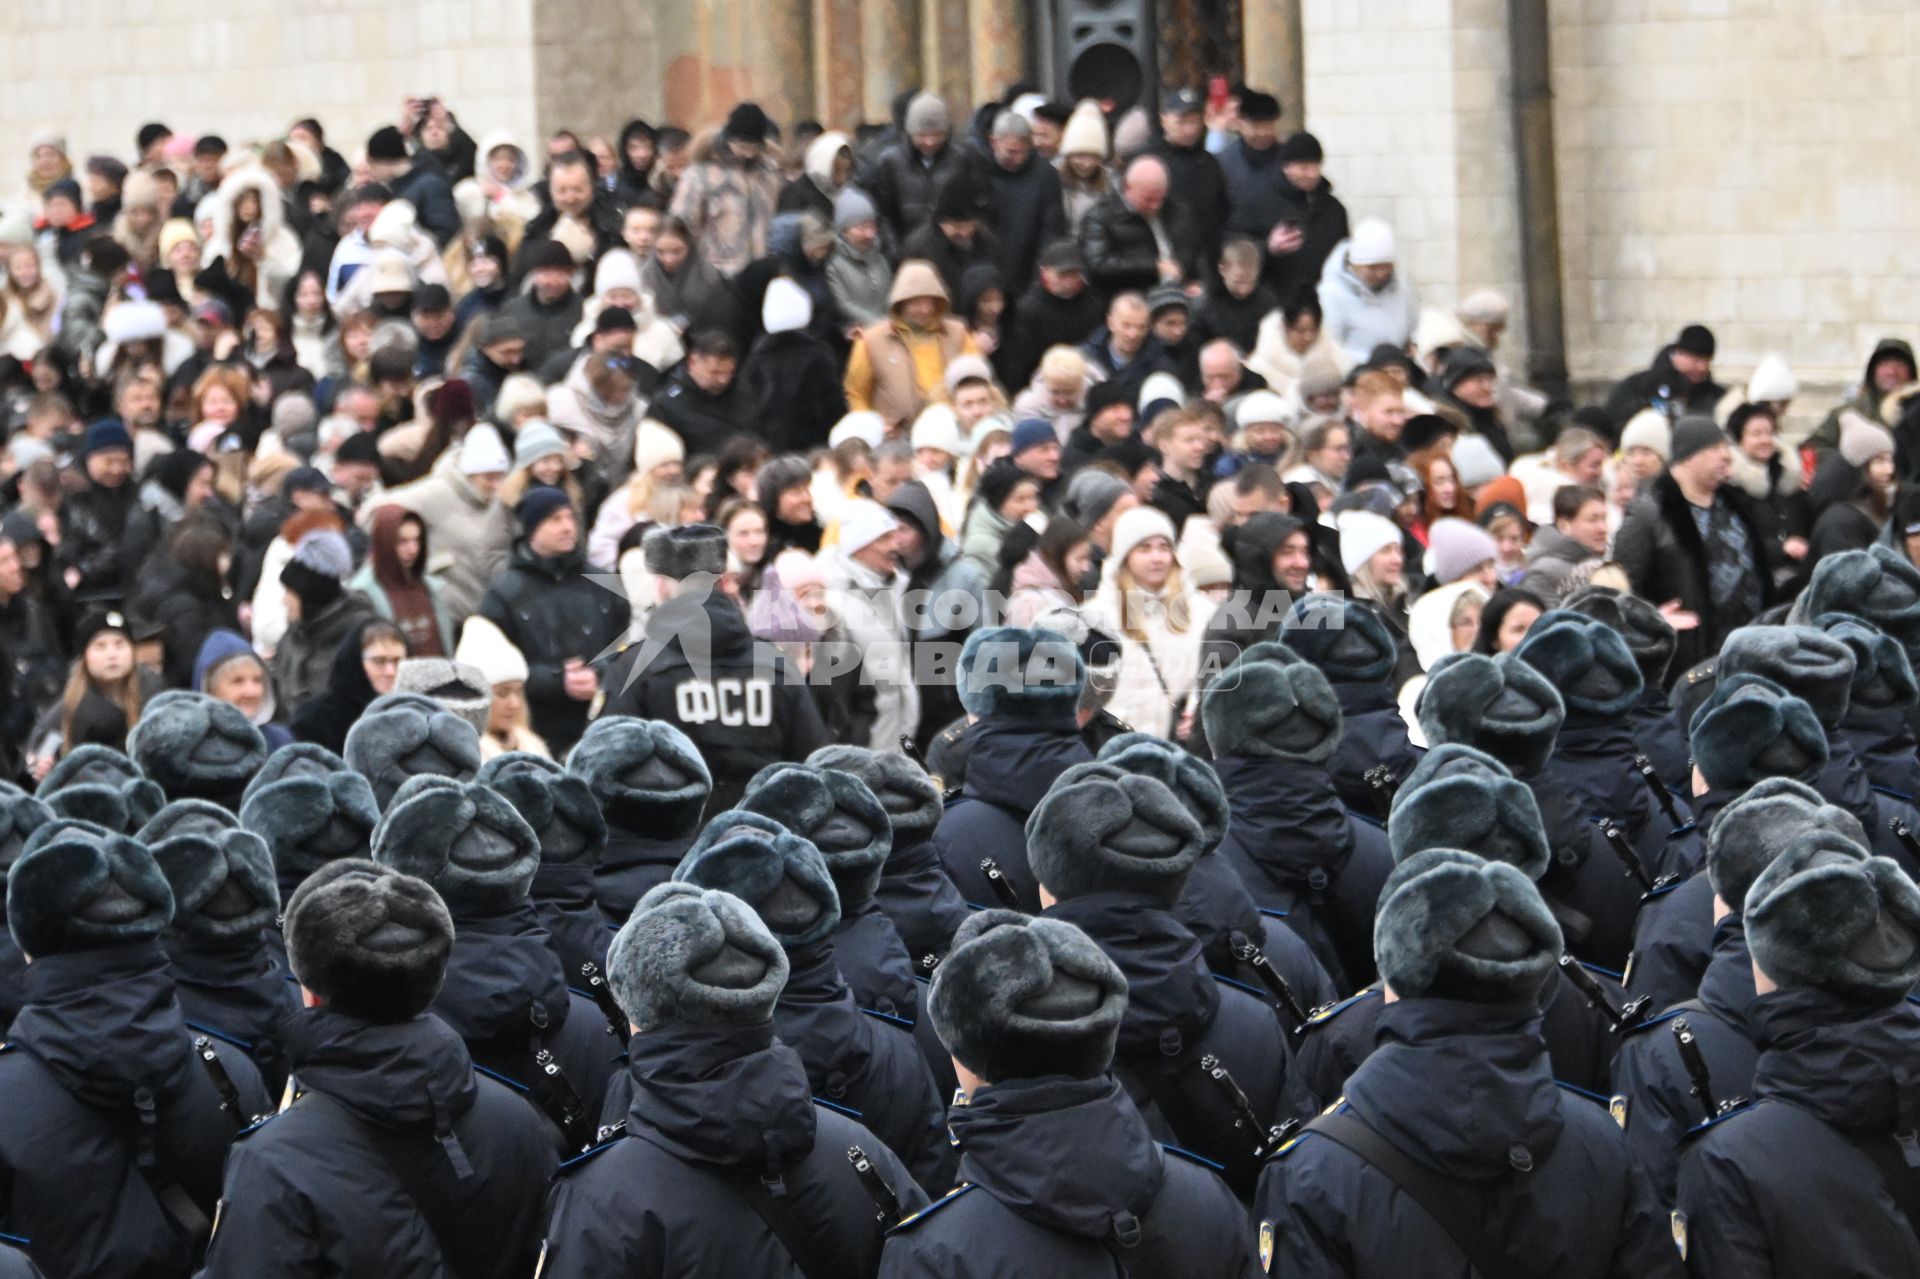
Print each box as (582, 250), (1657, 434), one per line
(911, 404), (963, 456)
(838, 499), (899, 554)
(634, 418), (686, 476)
(1235, 390), (1289, 429)
(1450, 433), (1507, 490)
(1138, 372), (1186, 414)
(458, 424), (511, 476)
(1745, 353), (1798, 405)
(1422, 517), (1498, 585)
(829, 411), (887, 451)
(1838, 410), (1895, 470)
(762, 276), (812, 336)
(1060, 101), (1109, 159)
(1338, 510), (1402, 575)
(1347, 218), (1396, 267)
(1108, 506), (1178, 570)
(1618, 409), (1671, 463)
(594, 248), (643, 298)
(455, 615), (530, 687)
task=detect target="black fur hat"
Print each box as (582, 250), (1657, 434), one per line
(1416, 652), (1564, 778)
(1372, 848), (1562, 1006)
(1201, 641), (1343, 764)
(672, 811), (841, 950)
(8, 819), (174, 958)
(1705, 778), (1868, 915)
(1791, 544), (1920, 663)
(1718, 624), (1858, 731)
(739, 763), (892, 913)
(239, 752), (381, 893)
(641, 523), (727, 580)
(36, 745), (164, 833)
(1689, 673), (1828, 791)
(566, 716), (711, 836)
(1563, 586), (1678, 690)
(929, 910), (1128, 1084)
(1280, 592), (1398, 685)
(805, 745), (942, 843)
(0, 782), (53, 888)
(476, 752), (608, 867)
(391, 659), (493, 734)
(1746, 831), (1920, 1003)
(1026, 770), (1205, 906)
(1814, 613), (1919, 717)
(957, 626), (1085, 725)
(370, 775), (541, 916)
(344, 693), (484, 809)
(608, 882), (789, 1032)
(140, 800), (279, 944)
(1094, 732), (1230, 851)
(284, 858), (454, 1022)
(1388, 744), (1549, 881)
(126, 690), (268, 809)
(1514, 610), (1644, 721)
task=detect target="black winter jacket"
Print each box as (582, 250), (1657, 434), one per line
(1614, 473), (1773, 675)
(594, 828), (699, 927)
(862, 141), (970, 242)
(1327, 679), (1424, 820)
(934, 718), (1093, 913)
(1078, 194), (1199, 297)
(978, 153), (1064, 294)
(995, 283), (1106, 392)
(871, 833), (970, 969)
(1841, 703), (1920, 800)
(166, 934), (302, 1097)
(477, 542), (628, 757)
(741, 329), (849, 455)
(57, 479), (156, 607)
(530, 859), (612, 982)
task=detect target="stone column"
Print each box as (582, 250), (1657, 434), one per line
(861, 0), (921, 123)
(922, 0), (973, 109)
(813, 0), (866, 127)
(1243, 0), (1305, 127)
(969, 0), (1025, 105)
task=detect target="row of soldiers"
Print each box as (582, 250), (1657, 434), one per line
(2, 531), (1920, 1275)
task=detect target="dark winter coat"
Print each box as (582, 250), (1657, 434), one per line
(1601, 349), (1726, 436)
(530, 860), (611, 983)
(995, 282), (1106, 393)
(1258, 997), (1682, 1279)
(1841, 703), (1920, 799)
(647, 363), (754, 457)
(978, 152), (1064, 294)
(862, 141), (970, 242)
(272, 591), (377, 718)
(166, 934), (302, 1096)
(832, 902), (921, 1024)
(897, 223), (1003, 305)
(1078, 194), (1199, 297)
(390, 155), (461, 246)
(130, 557), (239, 691)
(741, 329), (849, 455)
(1676, 987), (1920, 1278)
(0, 591), (65, 728)
(1153, 138), (1232, 273)
(596, 591), (830, 813)
(57, 479), (157, 606)
(593, 829), (699, 928)
(872, 834), (970, 969)
(288, 616), (381, 754)
(1613, 473), (1774, 675)
(196, 1006), (559, 1279)
(1211, 753), (1396, 991)
(1327, 679), (1424, 821)
(0, 941), (270, 1279)
(542, 1021), (926, 1278)
(496, 290), (585, 380)
(1226, 161), (1349, 308)
(1628, 683), (1692, 792)
(476, 541), (628, 757)
(879, 1074), (1256, 1278)
(1624, 871), (1716, 1017)
(1177, 849), (1337, 1020)
(934, 719), (1094, 913)
(1815, 736), (1920, 874)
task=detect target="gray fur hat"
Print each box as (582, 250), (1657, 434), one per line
(239, 749), (381, 892)
(8, 819), (174, 958)
(36, 745), (165, 833)
(1689, 674), (1828, 791)
(1094, 732), (1230, 851)
(1280, 593), (1399, 685)
(805, 744), (942, 842)
(1791, 544), (1920, 663)
(641, 523), (728, 580)
(1718, 625), (1858, 731)
(344, 692), (484, 809)
(1706, 777), (1868, 914)
(1200, 641), (1343, 764)
(1026, 770), (1205, 906)
(929, 910), (1129, 1084)
(476, 752), (607, 867)
(566, 716), (711, 837)
(957, 627), (1085, 726)
(370, 775), (541, 915)
(1373, 848), (1562, 1006)
(1815, 613), (1920, 717)
(140, 800), (279, 944)
(1388, 744), (1549, 881)
(1417, 652), (1564, 778)
(1563, 586), (1678, 690)
(0, 782), (53, 886)
(1746, 831), (1920, 1003)
(1514, 610), (1644, 721)
(126, 690), (269, 809)
(391, 659), (493, 734)
(672, 811), (841, 950)
(608, 882), (789, 1033)
(740, 763), (892, 911)
(284, 858), (454, 1022)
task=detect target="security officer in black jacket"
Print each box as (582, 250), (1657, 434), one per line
(595, 524), (829, 813)
(198, 859), (559, 1278)
(537, 880), (927, 1278)
(0, 819), (270, 1279)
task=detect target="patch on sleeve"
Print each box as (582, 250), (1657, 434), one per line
(1670, 1210), (1688, 1260)
(1609, 1095), (1629, 1130)
(1259, 1219), (1275, 1273)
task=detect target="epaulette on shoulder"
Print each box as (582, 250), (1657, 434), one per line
(1268, 1098), (1349, 1161)
(473, 1064), (531, 1094)
(860, 1007), (915, 1031)
(558, 1135), (624, 1174)
(1681, 1100), (1756, 1142)
(1642, 874), (1689, 903)
(886, 1183), (977, 1234)
(234, 1111), (280, 1140)
(1301, 987), (1381, 1030)
(812, 1095), (865, 1120)
(1621, 1006), (1689, 1038)
(1159, 1143), (1225, 1173)
(185, 1021), (254, 1053)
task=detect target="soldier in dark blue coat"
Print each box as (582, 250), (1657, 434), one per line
(126, 691), (270, 815)
(1204, 642), (1393, 991)
(477, 751), (611, 979)
(1280, 594), (1423, 819)
(34, 743), (163, 833)
(1564, 585), (1690, 790)
(537, 880), (927, 1278)
(1613, 782), (1870, 1202)
(1789, 542), (1920, 743)
(236, 744), (381, 971)
(1815, 612), (1920, 800)
(142, 800), (301, 1095)
(934, 627), (1094, 913)
(0, 785), (52, 1034)
(1676, 832), (1920, 1276)
(372, 774), (618, 1151)
(198, 860), (559, 1279)
(1031, 762), (1303, 1193)
(0, 819), (270, 1279)
(1256, 849), (1681, 1279)
(1293, 744), (1621, 1110)
(882, 910), (1257, 1278)
(567, 715), (713, 925)
(343, 690), (485, 811)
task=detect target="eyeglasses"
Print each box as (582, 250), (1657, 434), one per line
(363, 655), (403, 668)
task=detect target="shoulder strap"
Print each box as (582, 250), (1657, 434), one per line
(1305, 1110), (1532, 1279)
(1838, 1127), (1920, 1244)
(729, 1167), (847, 1279)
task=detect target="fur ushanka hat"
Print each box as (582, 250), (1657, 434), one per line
(607, 882), (790, 1033)
(739, 763), (892, 914)
(1280, 593), (1399, 686)
(672, 812), (841, 951)
(344, 691), (483, 809)
(370, 775), (541, 916)
(1416, 652), (1564, 778)
(1387, 743), (1549, 881)
(1514, 610), (1645, 721)
(1688, 674), (1829, 792)
(0, 782), (52, 891)
(126, 689), (269, 809)
(1717, 624), (1858, 731)
(1745, 831), (1920, 1004)
(239, 744), (382, 895)
(35, 745), (164, 833)
(1372, 848), (1561, 1006)
(284, 858), (455, 1023)
(476, 752), (607, 867)
(140, 800), (279, 944)
(805, 745), (943, 844)
(391, 659), (494, 734)
(566, 716), (712, 837)
(1704, 778), (1868, 916)
(1563, 586), (1679, 691)
(1790, 544), (1920, 664)
(1025, 769), (1204, 907)
(1200, 641), (1343, 764)
(1814, 613), (1919, 719)
(8, 818), (174, 958)
(956, 626), (1085, 726)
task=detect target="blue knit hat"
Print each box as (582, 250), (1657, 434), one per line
(1010, 418), (1056, 458)
(82, 419), (133, 458)
(515, 484), (573, 536)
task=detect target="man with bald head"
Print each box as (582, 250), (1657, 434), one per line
(1079, 153), (1199, 297)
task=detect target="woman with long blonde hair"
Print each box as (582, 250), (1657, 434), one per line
(27, 610), (160, 777)
(1090, 506), (1213, 741)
